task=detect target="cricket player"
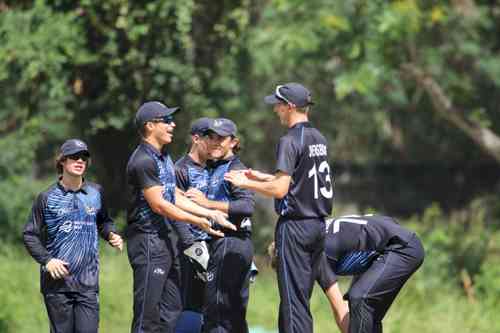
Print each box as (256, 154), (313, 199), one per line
(225, 83), (332, 333)
(23, 139), (123, 333)
(186, 118), (255, 333)
(318, 214), (424, 333)
(125, 102), (235, 333)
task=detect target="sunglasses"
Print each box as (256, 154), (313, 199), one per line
(275, 85), (294, 106)
(150, 115), (174, 124)
(66, 152), (89, 162)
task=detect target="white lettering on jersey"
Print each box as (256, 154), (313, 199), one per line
(332, 217), (368, 233)
(308, 144), (327, 157)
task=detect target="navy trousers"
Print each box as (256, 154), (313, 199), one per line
(346, 234), (425, 333)
(44, 291), (99, 333)
(275, 217), (325, 333)
(127, 232), (183, 333)
(203, 236), (253, 333)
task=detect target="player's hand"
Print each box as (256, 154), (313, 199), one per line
(196, 217), (225, 238)
(185, 188), (209, 207)
(245, 169), (273, 181)
(224, 170), (249, 187)
(45, 258), (70, 280)
(207, 210), (237, 231)
(108, 232), (123, 251)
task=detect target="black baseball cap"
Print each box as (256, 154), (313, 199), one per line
(207, 118), (237, 137)
(135, 101), (180, 127)
(264, 82), (314, 108)
(60, 139), (89, 157)
(190, 117), (212, 135)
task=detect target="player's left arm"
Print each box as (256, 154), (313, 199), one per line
(95, 184), (123, 251)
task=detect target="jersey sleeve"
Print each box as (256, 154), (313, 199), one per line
(316, 252), (338, 290)
(227, 159), (255, 219)
(175, 159), (190, 191)
(95, 184), (117, 241)
(275, 136), (298, 175)
(129, 156), (162, 189)
(23, 193), (52, 265)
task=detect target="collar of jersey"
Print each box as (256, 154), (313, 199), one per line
(289, 121), (311, 130)
(56, 179), (89, 194)
(141, 141), (168, 159)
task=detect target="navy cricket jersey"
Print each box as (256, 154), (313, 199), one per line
(275, 121), (333, 219)
(207, 156), (255, 234)
(126, 142), (176, 234)
(175, 154), (210, 241)
(324, 215), (414, 277)
(23, 181), (116, 293)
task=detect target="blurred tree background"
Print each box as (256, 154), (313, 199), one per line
(1, 0), (500, 332)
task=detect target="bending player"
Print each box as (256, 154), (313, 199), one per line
(270, 214), (425, 333)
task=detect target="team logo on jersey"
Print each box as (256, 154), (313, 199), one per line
(56, 207), (73, 216)
(60, 220), (73, 233)
(206, 270), (215, 282)
(85, 205), (97, 216)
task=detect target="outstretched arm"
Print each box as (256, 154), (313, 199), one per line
(224, 170), (291, 199)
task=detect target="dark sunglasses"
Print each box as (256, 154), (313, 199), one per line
(150, 115), (174, 124)
(66, 152), (90, 161)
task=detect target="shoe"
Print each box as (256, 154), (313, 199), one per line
(184, 241), (210, 271)
(249, 261), (259, 284)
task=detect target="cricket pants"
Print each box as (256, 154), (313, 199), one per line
(127, 231), (182, 333)
(346, 234), (425, 333)
(203, 235), (253, 333)
(44, 291), (99, 333)
(275, 217), (326, 333)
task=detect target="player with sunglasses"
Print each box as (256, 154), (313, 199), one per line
(125, 102), (235, 333)
(23, 139), (123, 333)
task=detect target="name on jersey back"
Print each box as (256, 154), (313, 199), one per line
(308, 144), (327, 157)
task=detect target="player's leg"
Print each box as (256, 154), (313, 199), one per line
(275, 218), (325, 333)
(203, 237), (253, 333)
(128, 233), (171, 333)
(43, 292), (74, 333)
(159, 255), (183, 332)
(346, 235), (425, 333)
(73, 291), (99, 333)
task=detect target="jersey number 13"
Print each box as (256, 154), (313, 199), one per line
(308, 161), (333, 199)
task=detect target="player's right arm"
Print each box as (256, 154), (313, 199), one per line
(23, 193), (69, 279)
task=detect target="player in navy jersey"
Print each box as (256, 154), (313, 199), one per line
(23, 139), (123, 333)
(173, 117), (213, 333)
(225, 83), (332, 333)
(126, 102), (235, 333)
(186, 118), (255, 333)
(316, 214), (425, 333)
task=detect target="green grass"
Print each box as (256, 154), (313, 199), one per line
(1, 243), (498, 333)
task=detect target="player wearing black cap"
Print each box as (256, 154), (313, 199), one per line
(186, 118), (255, 333)
(23, 139), (123, 333)
(225, 83), (331, 333)
(315, 214), (425, 333)
(126, 102), (235, 333)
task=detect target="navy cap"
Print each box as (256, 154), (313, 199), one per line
(264, 82), (314, 108)
(60, 139), (89, 157)
(190, 117), (212, 135)
(135, 101), (180, 127)
(207, 118), (237, 137)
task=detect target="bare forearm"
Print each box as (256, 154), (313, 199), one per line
(203, 200), (229, 213)
(155, 199), (205, 226)
(325, 282), (350, 333)
(240, 179), (286, 199)
(175, 193), (213, 217)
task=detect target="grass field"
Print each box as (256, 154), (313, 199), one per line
(1, 243), (498, 333)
